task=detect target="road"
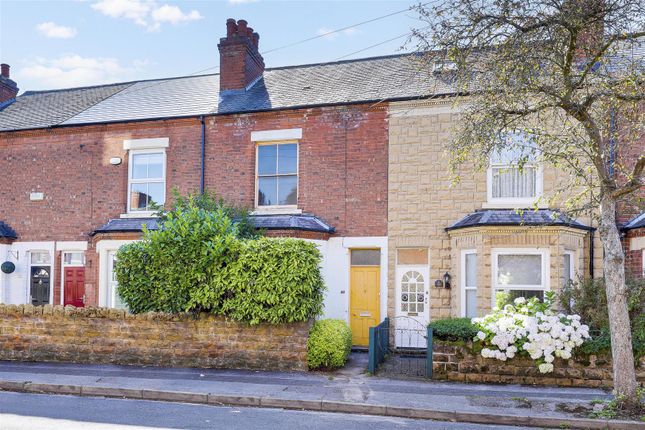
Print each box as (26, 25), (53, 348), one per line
(0, 391), (545, 430)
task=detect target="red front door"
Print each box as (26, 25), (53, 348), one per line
(64, 267), (85, 307)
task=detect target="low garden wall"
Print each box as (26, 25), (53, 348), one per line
(0, 304), (310, 371)
(432, 341), (645, 388)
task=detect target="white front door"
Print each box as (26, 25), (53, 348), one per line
(395, 265), (430, 348)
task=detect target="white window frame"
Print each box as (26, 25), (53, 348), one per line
(491, 248), (550, 306)
(563, 250), (575, 285)
(127, 148), (166, 215)
(487, 162), (543, 207)
(254, 140), (299, 210)
(460, 249), (477, 318)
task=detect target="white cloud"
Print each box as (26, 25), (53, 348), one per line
(317, 26), (358, 41)
(36, 22), (78, 39)
(91, 0), (201, 31)
(20, 54), (146, 89)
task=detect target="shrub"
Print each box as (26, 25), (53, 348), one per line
(559, 277), (645, 358)
(307, 319), (352, 370)
(473, 292), (590, 373)
(428, 318), (478, 342)
(115, 195), (325, 324)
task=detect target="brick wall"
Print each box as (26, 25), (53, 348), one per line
(0, 304), (310, 371)
(432, 342), (645, 388)
(624, 228), (645, 279)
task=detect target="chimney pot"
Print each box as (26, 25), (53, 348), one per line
(237, 20), (248, 35)
(252, 32), (260, 47)
(0, 64), (9, 79)
(226, 18), (237, 37)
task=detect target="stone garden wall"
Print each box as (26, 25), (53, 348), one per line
(432, 342), (645, 388)
(0, 304), (310, 371)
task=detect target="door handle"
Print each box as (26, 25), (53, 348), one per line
(82, 294), (86, 303)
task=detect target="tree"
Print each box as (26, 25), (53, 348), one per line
(411, 0), (644, 407)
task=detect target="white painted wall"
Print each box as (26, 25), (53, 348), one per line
(0, 241), (55, 305)
(0, 244), (8, 303)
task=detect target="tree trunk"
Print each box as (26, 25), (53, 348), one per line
(598, 193), (638, 405)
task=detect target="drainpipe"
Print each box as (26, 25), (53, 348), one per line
(200, 116), (206, 194)
(589, 229), (595, 279)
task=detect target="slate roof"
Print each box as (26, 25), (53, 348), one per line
(0, 221), (17, 239)
(251, 214), (335, 233)
(0, 54), (449, 132)
(92, 213), (334, 235)
(445, 209), (594, 232)
(622, 212), (645, 231)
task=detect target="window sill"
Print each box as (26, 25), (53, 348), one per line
(481, 201), (548, 210)
(251, 207), (302, 216)
(120, 212), (159, 219)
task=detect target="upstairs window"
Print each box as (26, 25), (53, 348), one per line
(256, 142), (298, 207)
(128, 150), (166, 213)
(487, 132), (542, 206)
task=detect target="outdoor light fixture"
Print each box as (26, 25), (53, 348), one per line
(443, 272), (451, 289)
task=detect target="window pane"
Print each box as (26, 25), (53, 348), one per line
(146, 153), (164, 179)
(64, 252), (84, 266)
(497, 254), (542, 285)
(147, 182), (165, 207)
(130, 183), (149, 210)
(277, 175), (297, 205)
(258, 145), (277, 175)
(278, 144), (297, 174)
(131, 153), (148, 179)
(258, 177), (277, 206)
(397, 248), (428, 265)
(31, 251), (51, 265)
(563, 253), (572, 284)
(351, 249), (380, 266)
(492, 166), (536, 198)
(465, 289), (477, 318)
(465, 253), (477, 287)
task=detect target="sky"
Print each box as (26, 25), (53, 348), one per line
(0, 0), (425, 93)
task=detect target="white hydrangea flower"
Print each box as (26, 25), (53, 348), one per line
(538, 363), (554, 373)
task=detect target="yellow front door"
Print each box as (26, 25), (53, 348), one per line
(350, 266), (380, 346)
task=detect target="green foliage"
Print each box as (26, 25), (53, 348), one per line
(161, 190), (260, 239)
(219, 238), (325, 325)
(560, 277), (645, 359)
(115, 195), (325, 324)
(307, 319), (352, 370)
(428, 318), (478, 342)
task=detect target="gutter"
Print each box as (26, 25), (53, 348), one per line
(200, 116), (205, 194)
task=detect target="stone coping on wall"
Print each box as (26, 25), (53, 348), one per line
(0, 304), (311, 371)
(432, 341), (645, 388)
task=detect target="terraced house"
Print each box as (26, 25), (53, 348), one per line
(0, 20), (643, 347)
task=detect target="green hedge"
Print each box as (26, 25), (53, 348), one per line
(428, 318), (479, 342)
(307, 319), (352, 369)
(114, 200), (325, 324)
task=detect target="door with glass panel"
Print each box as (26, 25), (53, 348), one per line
(349, 249), (380, 346)
(395, 248), (429, 348)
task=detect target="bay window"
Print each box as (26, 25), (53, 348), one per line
(492, 249), (549, 304)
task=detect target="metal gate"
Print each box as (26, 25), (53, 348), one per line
(368, 316), (433, 378)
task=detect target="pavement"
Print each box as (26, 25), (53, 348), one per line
(0, 353), (641, 430)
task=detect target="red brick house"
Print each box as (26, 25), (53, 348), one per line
(0, 20), (642, 347)
(0, 19), (437, 346)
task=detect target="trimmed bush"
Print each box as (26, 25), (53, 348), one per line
(115, 195), (325, 324)
(428, 318), (478, 342)
(307, 319), (352, 369)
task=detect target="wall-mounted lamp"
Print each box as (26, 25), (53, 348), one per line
(443, 272), (451, 289)
(110, 157), (122, 166)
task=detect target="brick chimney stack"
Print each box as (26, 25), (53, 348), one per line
(0, 63), (19, 103)
(218, 19), (265, 92)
